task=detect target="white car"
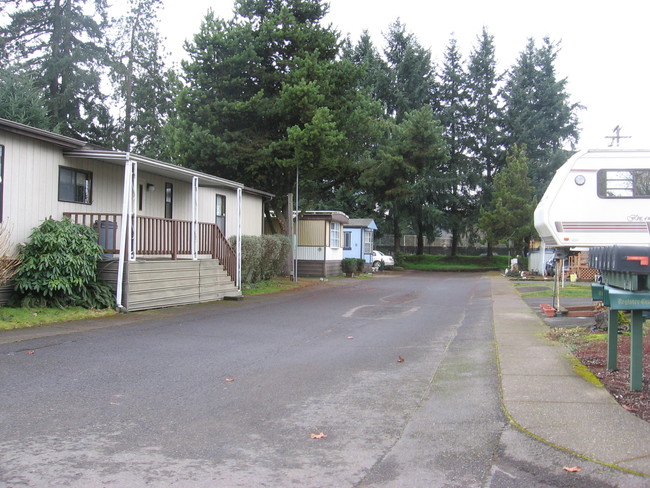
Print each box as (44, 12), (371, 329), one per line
(372, 250), (394, 268)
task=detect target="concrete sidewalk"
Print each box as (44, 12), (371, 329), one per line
(492, 276), (650, 477)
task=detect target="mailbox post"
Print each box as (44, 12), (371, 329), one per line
(590, 246), (650, 392)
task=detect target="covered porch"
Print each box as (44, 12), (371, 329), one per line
(61, 150), (246, 311)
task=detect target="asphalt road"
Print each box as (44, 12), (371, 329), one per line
(0, 272), (645, 487)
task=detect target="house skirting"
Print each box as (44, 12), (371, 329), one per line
(297, 259), (342, 277)
(99, 258), (240, 312)
(0, 282), (12, 305)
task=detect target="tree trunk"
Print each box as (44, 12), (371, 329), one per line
(486, 242), (493, 257)
(450, 227), (460, 256)
(416, 228), (424, 255)
(392, 213), (401, 254)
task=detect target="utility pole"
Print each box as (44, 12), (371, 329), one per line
(605, 125), (632, 147)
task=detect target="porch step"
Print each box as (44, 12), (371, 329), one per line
(124, 259), (240, 312)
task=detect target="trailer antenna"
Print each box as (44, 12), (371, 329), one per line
(605, 125), (631, 147)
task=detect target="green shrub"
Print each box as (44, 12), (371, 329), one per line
(341, 258), (356, 274)
(231, 234), (291, 284)
(12, 218), (115, 309)
(260, 234), (291, 280)
(341, 258), (367, 275)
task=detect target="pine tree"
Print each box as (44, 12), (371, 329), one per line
(437, 37), (478, 256)
(383, 20), (435, 121)
(349, 21), (436, 251)
(0, 68), (52, 128)
(501, 38), (581, 197)
(396, 107), (449, 255)
(478, 145), (536, 256)
(0, 0), (112, 143)
(467, 28), (505, 256)
(110, 0), (177, 157)
(168, 0), (382, 227)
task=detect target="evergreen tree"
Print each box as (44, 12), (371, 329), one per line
(0, 0), (112, 143)
(0, 68), (52, 128)
(110, 0), (177, 157)
(437, 37), (478, 256)
(360, 108), (449, 255)
(167, 0), (382, 228)
(383, 20), (435, 121)
(501, 38), (581, 196)
(348, 21), (436, 250)
(467, 28), (505, 256)
(478, 145), (536, 256)
(396, 107), (449, 254)
(343, 31), (390, 111)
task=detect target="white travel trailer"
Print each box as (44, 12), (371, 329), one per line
(534, 149), (650, 249)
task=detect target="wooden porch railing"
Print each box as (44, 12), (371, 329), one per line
(63, 212), (237, 281)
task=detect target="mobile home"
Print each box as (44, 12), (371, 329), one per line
(343, 219), (376, 265)
(0, 118), (272, 310)
(297, 211), (349, 277)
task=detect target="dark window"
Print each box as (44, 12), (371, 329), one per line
(164, 183), (173, 219)
(215, 194), (226, 234)
(343, 231), (352, 250)
(58, 166), (92, 204)
(0, 145), (4, 222)
(598, 169), (650, 198)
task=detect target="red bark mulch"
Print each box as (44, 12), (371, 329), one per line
(571, 334), (650, 422)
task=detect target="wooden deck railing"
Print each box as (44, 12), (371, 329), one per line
(63, 212), (237, 281)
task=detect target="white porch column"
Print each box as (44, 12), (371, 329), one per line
(191, 176), (199, 260)
(128, 160), (138, 262)
(237, 187), (242, 291)
(116, 156), (137, 310)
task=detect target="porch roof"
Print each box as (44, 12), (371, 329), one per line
(63, 149), (248, 192)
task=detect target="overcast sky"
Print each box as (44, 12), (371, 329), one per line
(157, 0), (650, 150)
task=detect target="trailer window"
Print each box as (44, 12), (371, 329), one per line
(597, 169), (650, 198)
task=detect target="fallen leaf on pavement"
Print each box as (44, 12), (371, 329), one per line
(397, 356), (405, 363)
(563, 466), (582, 473)
(310, 432), (327, 439)
(26, 350), (35, 355)
(225, 378), (235, 382)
